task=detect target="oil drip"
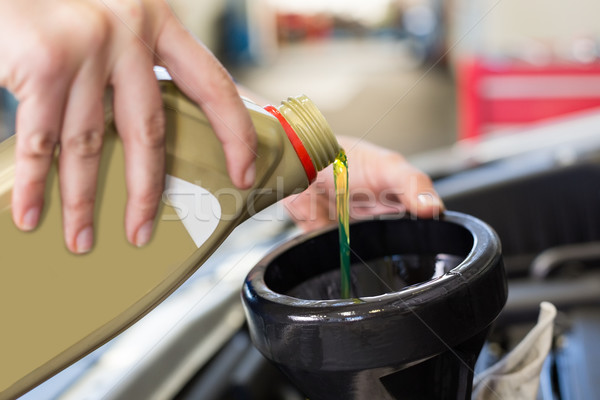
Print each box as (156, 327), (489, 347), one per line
(334, 150), (350, 298)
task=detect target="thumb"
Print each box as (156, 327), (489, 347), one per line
(391, 164), (444, 218)
(370, 151), (444, 219)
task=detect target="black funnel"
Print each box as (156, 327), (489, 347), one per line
(242, 212), (507, 400)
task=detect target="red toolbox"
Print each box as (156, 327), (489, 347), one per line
(458, 58), (600, 140)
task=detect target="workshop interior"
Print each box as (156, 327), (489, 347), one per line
(2, 0), (600, 399)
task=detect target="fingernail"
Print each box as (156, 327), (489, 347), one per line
(135, 220), (154, 247)
(76, 226), (94, 254)
(243, 163), (256, 188)
(418, 193), (444, 209)
(21, 207), (41, 231)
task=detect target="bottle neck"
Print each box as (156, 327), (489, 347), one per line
(265, 95), (340, 182)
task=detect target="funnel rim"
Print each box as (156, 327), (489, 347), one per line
(244, 211), (501, 310)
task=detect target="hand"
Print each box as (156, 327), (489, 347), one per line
(0, 0), (257, 253)
(284, 136), (444, 232)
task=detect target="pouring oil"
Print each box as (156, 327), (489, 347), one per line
(334, 149), (351, 298)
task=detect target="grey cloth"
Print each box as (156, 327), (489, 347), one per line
(472, 302), (557, 400)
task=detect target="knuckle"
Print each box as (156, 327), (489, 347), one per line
(64, 130), (104, 158)
(80, 12), (110, 53)
(20, 131), (56, 158)
(33, 45), (68, 80)
(15, 178), (47, 195)
(63, 195), (95, 213)
(130, 189), (162, 213)
(137, 111), (165, 148)
(116, 0), (145, 33)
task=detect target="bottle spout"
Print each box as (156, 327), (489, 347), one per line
(276, 95), (341, 177)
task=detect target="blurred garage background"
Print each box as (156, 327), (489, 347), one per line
(2, 0), (600, 156)
(176, 0), (600, 156)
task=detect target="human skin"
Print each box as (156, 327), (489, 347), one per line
(1, 1), (443, 254)
(0, 0), (257, 253)
(284, 135), (445, 232)
(234, 87), (445, 230)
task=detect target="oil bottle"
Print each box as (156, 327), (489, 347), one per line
(0, 75), (341, 400)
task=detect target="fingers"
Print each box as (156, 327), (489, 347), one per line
(339, 136), (444, 220)
(58, 59), (107, 253)
(12, 81), (69, 232)
(283, 170), (335, 232)
(6, 1), (260, 253)
(112, 47), (165, 247)
(284, 140), (445, 233)
(156, 16), (257, 189)
(378, 153), (445, 219)
(284, 194), (333, 232)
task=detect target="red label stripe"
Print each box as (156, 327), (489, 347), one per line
(264, 105), (317, 182)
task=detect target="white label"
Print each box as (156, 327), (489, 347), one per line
(242, 97), (272, 117)
(163, 175), (221, 248)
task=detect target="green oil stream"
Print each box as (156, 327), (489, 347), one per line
(334, 150), (351, 298)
